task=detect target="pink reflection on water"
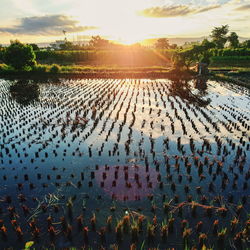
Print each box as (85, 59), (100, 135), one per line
(95, 165), (159, 201)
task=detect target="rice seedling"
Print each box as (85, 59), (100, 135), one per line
(182, 227), (192, 247)
(198, 233), (207, 248)
(122, 214), (130, 233)
(168, 217), (175, 234)
(131, 223), (139, 242)
(0, 78), (249, 249)
(90, 213), (96, 231)
(115, 221), (123, 242)
(217, 228), (227, 248)
(147, 222), (155, 242)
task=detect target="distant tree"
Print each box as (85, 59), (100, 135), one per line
(29, 43), (39, 51)
(89, 36), (110, 49)
(170, 44), (178, 49)
(172, 44), (211, 70)
(172, 49), (197, 70)
(211, 25), (229, 48)
(200, 51), (211, 65)
(4, 40), (36, 70)
(155, 38), (170, 49)
(201, 39), (216, 50)
(227, 32), (239, 48)
(240, 39), (250, 48)
(0, 45), (4, 61)
(59, 41), (75, 50)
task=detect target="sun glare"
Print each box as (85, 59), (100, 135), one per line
(118, 36), (142, 45)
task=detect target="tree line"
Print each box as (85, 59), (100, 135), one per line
(0, 25), (250, 70)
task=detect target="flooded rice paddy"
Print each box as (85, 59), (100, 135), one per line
(0, 78), (249, 249)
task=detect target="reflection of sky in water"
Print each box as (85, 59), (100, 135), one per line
(1, 78), (249, 178)
(0, 78), (249, 249)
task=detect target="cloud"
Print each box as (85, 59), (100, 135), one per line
(234, 4), (250, 11)
(197, 5), (221, 13)
(139, 4), (220, 18)
(0, 15), (97, 35)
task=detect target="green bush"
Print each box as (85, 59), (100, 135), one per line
(36, 50), (91, 64)
(33, 64), (48, 72)
(3, 40), (36, 70)
(209, 48), (250, 57)
(0, 64), (14, 72)
(210, 56), (250, 67)
(49, 64), (61, 73)
(0, 49), (5, 61)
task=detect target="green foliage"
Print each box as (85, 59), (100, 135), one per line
(3, 40), (36, 70)
(29, 43), (39, 51)
(240, 40), (250, 48)
(24, 241), (35, 249)
(172, 44), (210, 70)
(0, 64), (14, 72)
(59, 41), (75, 50)
(32, 64), (47, 72)
(211, 25), (229, 49)
(201, 39), (216, 50)
(210, 48), (250, 57)
(228, 32), (239, 48)
(200, 52), (211, 65)
(210, 56), (250, 67)
(0, 48), (5, 61)
(36, 50), (91, 63)
(49, 64), (61, 73)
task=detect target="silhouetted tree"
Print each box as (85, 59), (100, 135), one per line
(228, 32), (239, 48)
(89, 36), (110, 49)
(170, 44), (178, 49)
(29, 43), (39, 51)
(211, 25), (229, 48)
(59, 41), (75, 50)
(201, 39), (216, 50)
(155, 38), (170, 49)
(172, 44), (211, 70)
(240, 39), (250, 48)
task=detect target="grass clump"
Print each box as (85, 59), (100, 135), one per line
(32, 64), (48, 73)
(49, 64), (61, 73)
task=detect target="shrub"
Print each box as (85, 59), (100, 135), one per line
(33, 64), (47, 72)
(0, 64), (14, 72)
(210, 56), (250, 67)
(49, 64), (61, 73)
(3, 40), (36, 70)
(200, 52), (211, 65)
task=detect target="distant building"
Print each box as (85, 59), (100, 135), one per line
(49, 40), (66, 50)
(49, 39), (89, 50)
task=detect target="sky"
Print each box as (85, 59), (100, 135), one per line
(0, 0), (249, 44)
